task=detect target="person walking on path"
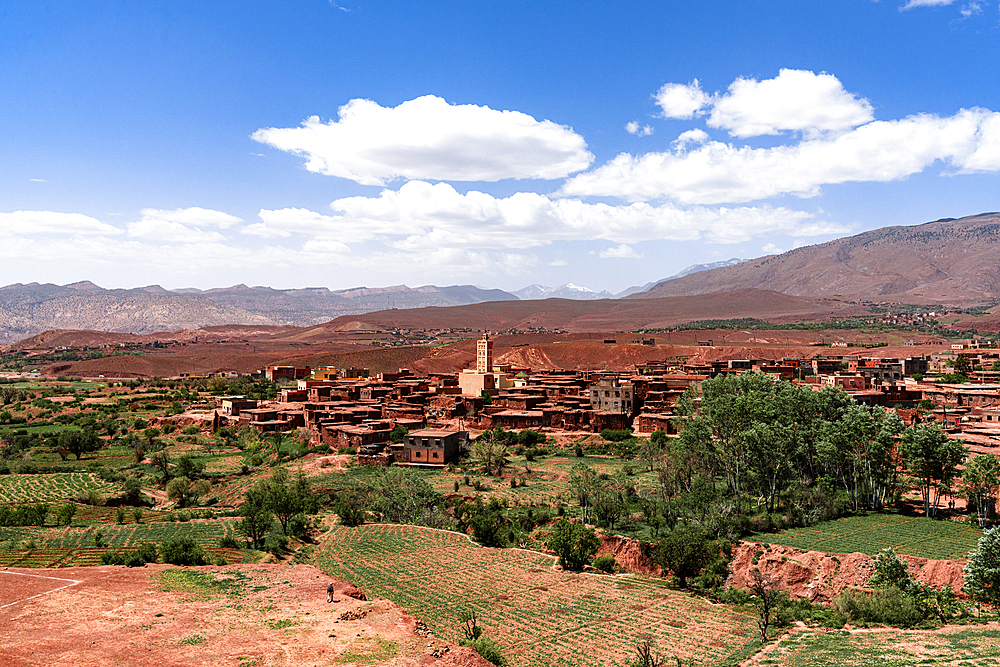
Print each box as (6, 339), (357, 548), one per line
(327, 582), (335, 603)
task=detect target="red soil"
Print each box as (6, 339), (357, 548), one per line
(727, 542), (966, 603)
(0, 563), (490, 667)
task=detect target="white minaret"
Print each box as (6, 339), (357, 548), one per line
(476, 333), (493, 373)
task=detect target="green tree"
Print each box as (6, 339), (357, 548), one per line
(899, 423), (968, 517)
(964, 526), (1000, 607)
(473, 428), (510, 477)
(963, 454), (1000, 528)
(236, 486), (274, 549)
(57, 428), (100, 460)
(159, 536), (206, 565)
(546, 518), (600, 571)
(653, 524), (713, 588)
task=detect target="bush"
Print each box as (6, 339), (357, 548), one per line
(219, 535), (243, 549)
(593, 555), (616, 573)
(160, 536), (207, 565)
(101, 543), (158, 567)
(600, 429), (633, 442)
(834, 587), (925, 628)
(653, 524), (714, 589)
(459, 637), (505, 666)
(265, 533), (288, 557)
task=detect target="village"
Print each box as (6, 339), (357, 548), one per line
(204, 334), (1000, 470)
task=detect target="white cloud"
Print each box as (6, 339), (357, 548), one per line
(761, 243), (784, 255)
(961, 2), (983, 16)
(901, 0), (957, 9)
(560, 106), (1000, 205)
(126, 208), (242, 243)
(599, 244), (642, 259)
(549, 259), (568, 266)
(654, 80), (710, 119)
(252, 95), (593, 185)
(707, 69), (874, 138)
(139, 207), (243, 228)
(29, 178), (47, 183)
(257, 181), (845, 252)
(626, 121), (654, 136)
(673, 129), (709, 148)
(0, 211), (121, 236)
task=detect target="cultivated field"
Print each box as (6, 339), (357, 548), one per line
(0, 472), (122, 503)
(311, 523), (759, 667)
(758, 513), (984, 561)
(756, 625), (1000, 666)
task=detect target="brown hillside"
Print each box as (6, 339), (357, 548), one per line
(637, 212), (1000, 305)
(310, 289), (863, 335)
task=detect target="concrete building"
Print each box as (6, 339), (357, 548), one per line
(589, 377), (635, 414)
(476, 334), (493, 373)
(402, 429), (467, 465)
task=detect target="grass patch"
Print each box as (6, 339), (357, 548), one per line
(333, 637), (398, 665)
(773, 628), (1000, 666)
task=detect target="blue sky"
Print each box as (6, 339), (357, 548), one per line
(2, 0), (999, 294)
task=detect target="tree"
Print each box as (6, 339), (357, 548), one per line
(236, 486), (274, 549)
(964, 526), (1000, 607)
(149, 450), (171, 485)
(160, 536), (206, 565)
(749, 569), (780, 642)
(568, 463), (602, 525)
(265, 481), (303, 535)
(653, 524), (713, 588)
(166, 476), (210, 508)
(546, 518), (600, 571)
(963, 454), (1000, 527)
(899, 423), (968, 517)
(57, 428), (100, 460)
(473, 429), (510, 477)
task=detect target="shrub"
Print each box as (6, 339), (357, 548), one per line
(58, 502), (76, 526)
(132, 507), (144, 524)
(101, 543), (158, 567)
(114, 507), (127, 524)
(160, 536), (207, 565)
(219, 535), (243, 549)
(459, 637), (505, 666)
(593, 555), (616, 573)
(834, 586), (924, 628)
(964, 525), (1000, 606)
(265, 533), (288, 557)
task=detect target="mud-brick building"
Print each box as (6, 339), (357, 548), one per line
(634, 413), (677, 434)
(402, 429), (467, 465)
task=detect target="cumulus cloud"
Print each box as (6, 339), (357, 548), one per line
(0, 211), (121, 236)
(599, 244), (642, 259)
(252, 95), (593, 185)
(256, 181), (845, 253)
(673, 129), (709, 148)
(707, 69), (874, 138)
(626, 121), (654, 136)
(561, 105), (1000, 205)
(127, 207), (243, 243)
(654, 80), (710, 119)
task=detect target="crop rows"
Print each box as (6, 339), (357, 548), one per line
(312, 524), (756, 666)
(0, 473), (122, 503)
(759, 513), (984, 560)
(0, 518), (239, 550)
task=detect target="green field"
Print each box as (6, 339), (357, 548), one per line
(0, 472), (123, 503)
(0, 516), (240, 550)
(757, 513), (984, 561)
(762, 626), (1000, 666)
(310, 523), (758, 667)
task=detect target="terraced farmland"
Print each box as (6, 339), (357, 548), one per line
(0, 473), (122, 503)
(0, 517), (240, 550)
(758, 513), (984, 560)
(311, 524), (757, 667)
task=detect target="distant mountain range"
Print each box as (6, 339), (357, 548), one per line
(5, 212), (999, 345)
(0, 282), (518, 344)
(635, 212), (1000, 305)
